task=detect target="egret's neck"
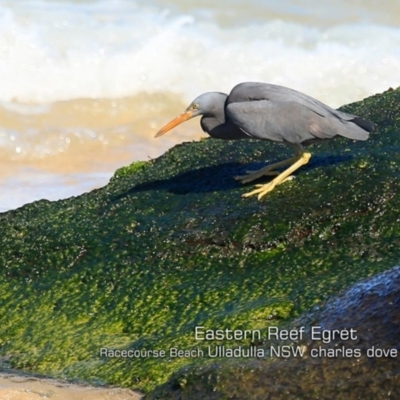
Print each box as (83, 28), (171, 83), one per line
(198, 92), (249, 139)
(200, 111), (225, 131)
(201, 114), (248, 140)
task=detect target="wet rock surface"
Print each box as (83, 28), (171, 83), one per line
(0, 87), (399, 396)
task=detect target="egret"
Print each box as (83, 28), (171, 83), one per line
(155, 82), (375, 199)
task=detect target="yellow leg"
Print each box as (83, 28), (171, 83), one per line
(242, 152), (311, 200)
(234, 156), (298, 184)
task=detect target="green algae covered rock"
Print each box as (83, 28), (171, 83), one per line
(149, 266), (400, 399)
(0, 87), (400, 396)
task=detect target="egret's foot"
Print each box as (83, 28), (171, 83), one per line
(239, 148), (310, 201)
(242, 182), (277, 199)
(242, 175), (295, 199)
(234, 155), (299, 184)
(235, 169), (279, 183)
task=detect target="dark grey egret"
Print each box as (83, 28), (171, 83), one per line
(155, 82), (375, 199)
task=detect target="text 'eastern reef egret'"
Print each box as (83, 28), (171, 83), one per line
(155, 82), (375, 200)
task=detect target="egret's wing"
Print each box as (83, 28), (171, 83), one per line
(228, 83), (333, 115)
(227, 83), (372, 142)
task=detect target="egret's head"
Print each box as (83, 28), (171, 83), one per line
(155, 92), (227, 137)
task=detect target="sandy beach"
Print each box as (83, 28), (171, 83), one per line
(0, 373), (143, 400)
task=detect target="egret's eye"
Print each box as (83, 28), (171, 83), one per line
(192, 104), (199, 110)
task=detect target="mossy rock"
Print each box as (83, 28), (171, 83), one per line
(0, 87), (399, 396)
(149, 266), (400, 399)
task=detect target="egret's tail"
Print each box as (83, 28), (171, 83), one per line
(350, 116), (375, 133)
(337, 112), (375, 141)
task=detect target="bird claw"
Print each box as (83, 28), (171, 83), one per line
(235, 175), (255, 184)
(245, 169), (261, 175)
(242, 183), (276, 199)
(242, 175), (295, 200)
(234, 170), (279, 183)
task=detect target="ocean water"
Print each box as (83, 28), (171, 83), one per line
(1, 0), (400, 211)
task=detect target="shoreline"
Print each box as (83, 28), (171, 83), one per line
(0, 371), (143, 400)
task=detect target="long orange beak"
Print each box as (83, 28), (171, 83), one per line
(155, 110), (194, 138)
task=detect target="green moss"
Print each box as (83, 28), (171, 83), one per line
(0, 87), (400, 394)
(112, 160), (148, 179)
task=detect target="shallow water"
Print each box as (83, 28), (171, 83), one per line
(0, 372), (142, 400)
(1, 0), (400, 211)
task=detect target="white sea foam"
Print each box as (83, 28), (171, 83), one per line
(0, 0), (399, 107)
